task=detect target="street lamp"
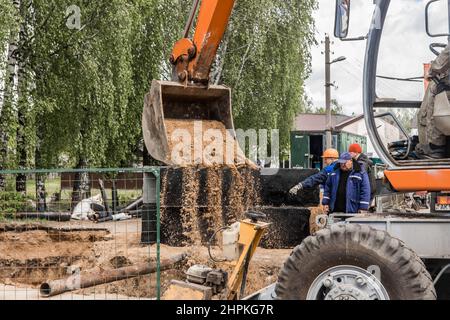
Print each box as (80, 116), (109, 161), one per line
(331, 56), (347, 64)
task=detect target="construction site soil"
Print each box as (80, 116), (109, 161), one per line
(0, 220), (292, 299)
(0, 120), (322, 299)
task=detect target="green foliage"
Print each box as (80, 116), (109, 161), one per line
(314, 99), (345, 115)
(0, 0), (17, 44)
(1, 0), (317, 168)
(219, 0), (317, 157)
(0, 191), (34, 216)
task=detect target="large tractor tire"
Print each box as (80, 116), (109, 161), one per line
(275, 224), (436, 300)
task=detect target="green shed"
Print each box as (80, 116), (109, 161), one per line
(290, 114), (368, 169)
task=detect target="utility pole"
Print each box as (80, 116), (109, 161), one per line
(324, 34), (346, 150)
(325, 34), (332, 150)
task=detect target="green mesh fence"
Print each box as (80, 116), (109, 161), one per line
(0, 167), (161, 300)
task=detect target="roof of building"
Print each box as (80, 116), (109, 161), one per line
(293, 113), (354, 132)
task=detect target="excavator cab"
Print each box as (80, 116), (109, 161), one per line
(334, 0), (450, 193)
(142, 0), (237, 165)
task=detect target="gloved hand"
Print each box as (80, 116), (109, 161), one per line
(289, 183), (303, 196)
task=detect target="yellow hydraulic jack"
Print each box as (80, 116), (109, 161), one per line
(162, 211), (270, 300)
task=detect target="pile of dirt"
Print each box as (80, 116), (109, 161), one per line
(0, 222), (174, 299)
(0, 224), (111, 286)
(164, 119), (249, 167)
(0, 220), (293, 300)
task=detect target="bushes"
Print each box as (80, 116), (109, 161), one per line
(0, 192), (35, 218)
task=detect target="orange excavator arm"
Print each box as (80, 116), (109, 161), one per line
(142, 0), (239, 164)
(170, 0), (236, 85)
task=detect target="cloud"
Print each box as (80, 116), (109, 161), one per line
(305, 0), (447, 115)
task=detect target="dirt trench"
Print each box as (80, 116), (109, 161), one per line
(0, 222), (161, 298)
(0, 224), (109, 287)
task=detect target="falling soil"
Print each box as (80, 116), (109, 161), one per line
(160, 119), (261, 246)
(204, 167), (224, 236)
(225, 166), (247, 224)
(160, 165), (261, 246)
(159, 119), (262, 246)
(180, 167), (202, 246)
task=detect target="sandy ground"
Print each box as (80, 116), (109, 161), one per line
(0, 219), (293, 300)
(0, 284), (149, 300)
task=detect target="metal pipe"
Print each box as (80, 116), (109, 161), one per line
(39, 253), (187, 297)
(14, 212), (72, 222)
(119, 197), (143, 213)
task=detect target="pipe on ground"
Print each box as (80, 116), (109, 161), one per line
(119, 197), (143, 213)
(39, 253), (187, 297)
(14, 212), (72, 222)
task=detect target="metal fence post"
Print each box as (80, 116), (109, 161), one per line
(141, 171), (157, 245)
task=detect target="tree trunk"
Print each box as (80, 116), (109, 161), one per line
(0, 0), (21, 191)
(35, 175), (46, 212)
(34, 106), (46, 210)
(15, 25), (27, 193)
(35, 136), (46, 212)
(0, 43), (8, 115)
(15, 0), (34, 193)
(15, 107), (26, 192)
(211, 20), (232, 85)
(0, 43), (7, 189)
(0, 130), (6, 191)
(71, 158), (91, 210)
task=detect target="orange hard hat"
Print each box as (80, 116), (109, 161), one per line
(322, 148), (339, 159)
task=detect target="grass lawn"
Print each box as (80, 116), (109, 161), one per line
(5, 174), (141, 207)
(26, 176), (61, 198)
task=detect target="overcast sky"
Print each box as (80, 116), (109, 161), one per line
(305, 0), (449, 116)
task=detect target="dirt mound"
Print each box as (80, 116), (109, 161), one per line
(0, 226), (111, 287)
(165, 119), (251, 167)
(0, 222), (164, 298)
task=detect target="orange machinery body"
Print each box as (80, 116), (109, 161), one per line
(383, 63), (450, 193)
(171, 0), (236, 84)
(384, 169), (450, 192)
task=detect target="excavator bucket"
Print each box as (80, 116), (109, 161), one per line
(142, 80), (235, 165)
